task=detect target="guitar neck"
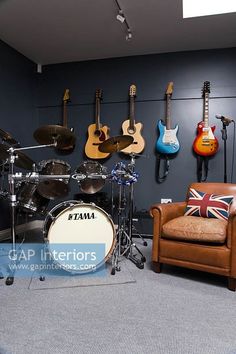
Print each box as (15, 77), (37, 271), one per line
(95, 97), (101, 130)
(129, 96), (135, 129)
(203, 93), (209, 128)
(166, 94), (171, 130)
(63, 102), (67, 127)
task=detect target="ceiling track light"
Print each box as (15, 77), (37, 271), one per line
(114, 0), (133, 41)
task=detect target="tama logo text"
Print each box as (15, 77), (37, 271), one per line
(68, 212), (95, 221)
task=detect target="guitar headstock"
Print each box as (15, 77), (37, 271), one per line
(129, 84), (136, 97)
(63, 89), (70, 103)
(96, 89), (103, 101)
(203, 81), (211, 96)
(166, 82), (173, 96)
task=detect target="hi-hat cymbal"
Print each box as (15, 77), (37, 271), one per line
(0, 144), (35, 170)
(33, 125), (76, 150)
(0, 128), (18, 145)
(98, 135), (134, 153)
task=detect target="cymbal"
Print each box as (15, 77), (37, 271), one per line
(0, 144), (35, 170)
(98, 135), (134, 153)
(33, 125), (76, 150)
(0, 128), (18, 145)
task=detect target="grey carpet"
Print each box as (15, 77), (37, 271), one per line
(28, 259), (135, 290)
(0, 239), (236, 354)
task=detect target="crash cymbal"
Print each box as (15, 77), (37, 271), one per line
(33, 125), (76, 150)
(0, 144), (35, 170)
(0, 128), (18, 145)
(98, 135), (134, 153)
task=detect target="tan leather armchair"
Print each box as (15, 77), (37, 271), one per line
(150, 183), (236, 291)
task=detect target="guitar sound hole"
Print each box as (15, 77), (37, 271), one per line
(94, 130), (101, 137)
(128, 127), (136, 134)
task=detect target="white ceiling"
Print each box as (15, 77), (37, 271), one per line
(0, 0), (235, 65)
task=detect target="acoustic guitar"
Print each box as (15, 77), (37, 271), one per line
(121, 84), (145, 154)
(156, 82), (179, 154)
(193, 81), (218, 156)
(85, 89), (110, 159)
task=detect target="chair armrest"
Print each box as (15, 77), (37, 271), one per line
(150, 202), (187, 226)
(150, 202), (186, 262)
(228, 214), (236, 277)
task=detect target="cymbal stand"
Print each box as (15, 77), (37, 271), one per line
(4, 142), (56, 285)
(126, 153), (146, 268)
(5, 147), (18, 285)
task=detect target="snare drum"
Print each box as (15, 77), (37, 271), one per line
(17, 182), (50, 215)
(75, 161), (107, 194)
(37, 159), (71, 200)
(43, 201), (116, 273)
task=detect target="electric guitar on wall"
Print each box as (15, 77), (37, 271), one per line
(121, 84), (145, 154)
(62, 89), (70, 129)
(60, 88), (76, 151)
(156, 82), (179, 154)
(85, 89), (110, 159)
(193, 81), (218, 156)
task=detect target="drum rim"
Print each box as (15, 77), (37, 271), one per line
(44, 201), (116, 273)
(38, 159), (71, 170)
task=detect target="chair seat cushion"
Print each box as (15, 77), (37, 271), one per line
(162, 215), (227, 243)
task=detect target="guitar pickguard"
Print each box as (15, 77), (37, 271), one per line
(156, 121), (180, 154)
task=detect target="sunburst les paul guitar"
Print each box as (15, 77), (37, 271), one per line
(193, 81), (218, 156)
(121, 84), (145, 154)
(85, 89), (110, 159)
(156, 82), (179, 154)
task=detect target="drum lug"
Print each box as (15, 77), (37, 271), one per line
(75, 200), (84, 206)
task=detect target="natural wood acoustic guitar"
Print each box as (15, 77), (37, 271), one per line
(121, 84), (145, 154)
(85, 89), (110, 159)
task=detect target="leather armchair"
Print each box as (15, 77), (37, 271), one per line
(150, 182), (236, 291)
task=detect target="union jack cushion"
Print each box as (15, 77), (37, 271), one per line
(185, 188), (234, 221)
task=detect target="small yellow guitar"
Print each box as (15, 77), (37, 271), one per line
(85, 89), (110, 159)
(121, 84), (145, 154)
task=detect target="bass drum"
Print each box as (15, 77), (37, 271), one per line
(43, 201), (116, 274)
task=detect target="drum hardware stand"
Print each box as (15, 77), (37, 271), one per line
(125, 153), (146, 269)
(3, 142), (57, 285)
(111, 183), (132, 275)
(111, 156), (146, 274)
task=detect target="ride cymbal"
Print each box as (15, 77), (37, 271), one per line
(0, 144), (35, 170)
(98, 135), (134, 153)
(33, 125), (76, 150)
(0, 128), (18, 145)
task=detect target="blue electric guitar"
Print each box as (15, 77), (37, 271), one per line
(156, 82), (179, 154)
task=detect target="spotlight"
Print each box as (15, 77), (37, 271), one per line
(116, 10), (125, 23)
(114, 0), (133, 41)
(126, 29), (132, 41)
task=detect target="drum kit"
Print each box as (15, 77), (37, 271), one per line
(0, 125), (146, 285)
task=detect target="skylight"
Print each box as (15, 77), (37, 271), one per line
(183, 0), (236, 18)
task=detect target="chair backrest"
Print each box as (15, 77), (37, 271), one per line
(187, 182), (236, 215)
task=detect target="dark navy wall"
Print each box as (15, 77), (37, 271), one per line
(1, 42), (236, 229)
(36, 47), (236, 213)
(0, 40), (36, 228)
